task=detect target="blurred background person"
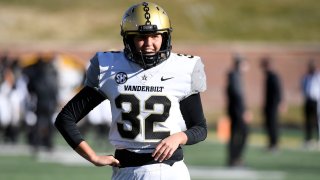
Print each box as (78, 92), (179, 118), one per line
(226, 54), (252, 167)
(0, 54), (28, 144)
(301, 59), (320, 149)
(23, 54), (59, 151)
(260, 56), (283, 152)
(5, 59), (28, 144)
(0, 54), (14, 142)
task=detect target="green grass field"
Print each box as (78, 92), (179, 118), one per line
(1, 129), (320, 180)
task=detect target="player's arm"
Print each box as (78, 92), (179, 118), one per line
(180, 92), (207, 145)
(54, 86), (104, 148)
(54, 86), (120, 166)
(182, 58), (207, 145)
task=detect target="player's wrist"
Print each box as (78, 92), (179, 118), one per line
(88, 153), (100, 164)
(76, 141), (99, 164)
(176, 132), (188, 145)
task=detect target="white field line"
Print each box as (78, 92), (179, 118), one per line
(189, 166), (285, 180)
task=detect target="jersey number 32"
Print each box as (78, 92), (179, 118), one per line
(115, 94), (171, 140)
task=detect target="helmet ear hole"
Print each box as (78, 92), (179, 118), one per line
(125, 35), (136, 50)
(123, 35), (136, 59)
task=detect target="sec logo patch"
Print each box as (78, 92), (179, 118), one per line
(115, 72), (128, 84)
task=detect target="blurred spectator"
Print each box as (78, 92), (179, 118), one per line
(0, 54), (28, 144)
(23, 54), (59, 151)
(301, 59), (320, 148)
(226, 54), (251, 167)
(0, 54), (13, 142)
(0, 52), (9, 84)
(260, 56), (283, 152)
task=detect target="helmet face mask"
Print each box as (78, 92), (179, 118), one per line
(121, 2), (172, 69)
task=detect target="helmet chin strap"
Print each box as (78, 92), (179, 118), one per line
(137, 50), (161, 69)
(138, 50), (148, 69)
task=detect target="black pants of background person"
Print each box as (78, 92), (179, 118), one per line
(264, 106), (279, 150)
(3, 124), (20, 144)
(304, 99), (319, 143)
(29, 112), (55, 151)
(227, 114), (248, 167)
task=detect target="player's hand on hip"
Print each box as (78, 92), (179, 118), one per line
(152, 132), (187, 162)
(92, 155), (120, 167)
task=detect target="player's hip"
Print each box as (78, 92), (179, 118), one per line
(112, 159), (190, 180)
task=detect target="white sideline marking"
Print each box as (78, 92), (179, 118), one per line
(37, 149), (92, 166)
(0, 144), (31, 156)
(189, 166), (286, 180)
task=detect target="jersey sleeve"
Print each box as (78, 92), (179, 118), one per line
(191, 58), (207, 93)
(84, 53), (100, 88)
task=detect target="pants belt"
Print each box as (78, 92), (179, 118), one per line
(115, 147), (183, 168)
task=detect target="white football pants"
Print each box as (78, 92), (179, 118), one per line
(112, 160), (190, 180)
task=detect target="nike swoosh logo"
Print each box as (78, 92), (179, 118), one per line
(161, 76), (174, 81)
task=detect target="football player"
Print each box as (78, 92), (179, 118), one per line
(55, 2), (207, 179)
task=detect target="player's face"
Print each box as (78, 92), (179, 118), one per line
(133, 34), (163, 55)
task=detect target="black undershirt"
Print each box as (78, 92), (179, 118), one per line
(55, 86), (207, 149)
